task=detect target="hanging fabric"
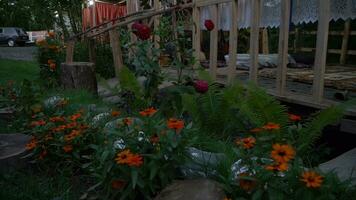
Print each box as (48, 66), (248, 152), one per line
(82, 1), (127, 31)
(200, 0), (356, 30)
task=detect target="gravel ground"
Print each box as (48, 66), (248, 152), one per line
(0, 46), (37, 61)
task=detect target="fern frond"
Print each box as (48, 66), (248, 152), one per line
(297, 105), (345, 154)
(237, 83), (288, 127)
(118, 66), (142, 97)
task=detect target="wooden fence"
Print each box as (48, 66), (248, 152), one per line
(65, 0), (355, 115)
(290, 19), (355, 65)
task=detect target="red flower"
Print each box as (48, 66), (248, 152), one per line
(194, 80), (209, 93)
(132, 22), (151, 40)
(289, 113), (301, 122)
(204, 20), (215, 31)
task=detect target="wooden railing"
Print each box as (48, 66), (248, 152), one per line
(290, 19), (355, 65)
(65, 0), (354, 114)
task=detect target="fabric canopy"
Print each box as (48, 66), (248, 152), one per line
(82, 1), (127, 31)
(200, 0), (356, 30)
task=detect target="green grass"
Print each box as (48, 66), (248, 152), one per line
(0, 59), (39, 84)
(0, 170), (83, 200)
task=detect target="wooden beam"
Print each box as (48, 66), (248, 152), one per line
(262, 28), (269, 54)
(340, 19), (351, 65)
(249, 0), (261, 82)
(65, 40), (75, 63)
(86, 4), (193, 38)
(196, 0), (232, 7)
(109, 29), (124, 78)
(276, 0), (291, 95)
(312, 0), (330, 102)
(192, 1), (201, 69)
(153, 0), (160, 49)
(209, 4), (219, 80)
(227, 0), (239, 84)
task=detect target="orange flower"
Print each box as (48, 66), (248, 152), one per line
(39, 150), (48, 160)
(115, 149), (143, 167)
(30, 120), (46, 127)
(111, 179), (126, 190)
(250, 127), (263, 133)
(48, 31), (55, 38)
(36, 38), (47, 46)
(123, 117), (133, 126)
(26, 138), (38, 150)
(78, 124), (89, 130)
(150, 134), (159, 145)
(111, 111), (120, 117)
(45, 134), (53, 141)
(49, 116), (65, 123)
(115, 149), (132, 164)
(262, 122), (280, 131)
(47, 59), (55, 64)
(70, 113), (81, 121)
(52, 125), (67, 132)
(126, 155), (143, 167)
(63, 145), (73, 153)
(300, 171), (323, 188)
(265, 162), (289, 172)
(66, 122), (78, 129)
(236, 137), (256, 149)
(289, 113), (301, 122)
(271, 144), (295, 163)
(139, 107), (157, 117)
(238, 173), (257, 192)
(49, 63), (56, 70)
(167, 118), (184, 131)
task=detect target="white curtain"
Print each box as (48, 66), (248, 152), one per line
(200, 0), (356, 30)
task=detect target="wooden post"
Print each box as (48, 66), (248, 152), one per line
(192, 1), (201, 68)
(60, 62), (98, 95)
(66, 40), (75, 63)
(209, 4), (219, 80)
(109, 29), (124, 78)
(276, 0), (291, 95)
(313, 0), (330, 102)
(127, 0), (138, 58)
(249, 0), (261, 82)
(227, 0), (239, 84)
(262, 28), (269, 54)
(340, 19), (351, 65)
(88, 39), (96, 64)
(153, 0), (160, 49)
(294, 28), (299, 53)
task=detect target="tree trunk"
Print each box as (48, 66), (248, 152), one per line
(60, 62), (98, 96)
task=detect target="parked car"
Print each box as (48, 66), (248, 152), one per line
(0, 27), (29, 47)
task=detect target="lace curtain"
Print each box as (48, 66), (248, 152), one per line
(200, 0), (356, 30)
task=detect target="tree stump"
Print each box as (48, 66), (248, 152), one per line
(0, 133), (31, 173)
(60, 62), (98, 95)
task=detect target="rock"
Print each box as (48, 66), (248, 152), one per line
(44, 96), (64, 109)
(154, 179), (225, 200)
(0, 133), (31, 173)
(180, 147), (225, 178)
(319, 148), (356, 185)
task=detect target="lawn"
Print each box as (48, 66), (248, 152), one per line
(0, 59), (39, 84)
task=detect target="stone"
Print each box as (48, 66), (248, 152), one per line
(154, 179), (225, 200)
(0, 133), (31, 173)
(319, 148), (356, 185)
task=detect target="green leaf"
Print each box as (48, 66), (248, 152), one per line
(131, 169), (138, 189)
(149, 164), (159, 180)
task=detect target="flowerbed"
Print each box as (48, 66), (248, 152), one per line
(1, 25), (355, 200)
